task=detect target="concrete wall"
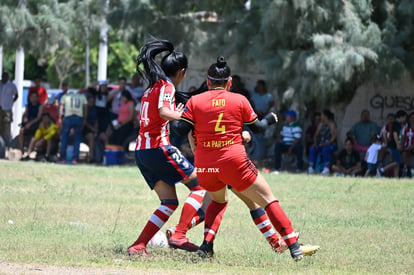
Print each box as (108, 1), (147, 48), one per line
(338, 72), (414, 147)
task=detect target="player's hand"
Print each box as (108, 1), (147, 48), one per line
(242, 131), (251, 143)
(176, 103), (184, 115)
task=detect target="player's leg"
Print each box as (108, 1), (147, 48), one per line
(128, 180), (179, 256)
(198, 187), (228, 258)
(230, 188), (288, 253)
(167, 171), (206, 251)
(128, 149), (181, 256)
(166, 190), (210, 239)
(239, 173), (304, 261)
(165, 146), (206, 251)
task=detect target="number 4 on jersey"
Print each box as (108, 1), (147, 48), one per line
(141, 101), (150, 127)
(215, 112), (226, 134)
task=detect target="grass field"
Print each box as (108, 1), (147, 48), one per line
(0, 161), (413, 274)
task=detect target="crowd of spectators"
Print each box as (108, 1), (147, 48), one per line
(0, 74), (143, 164)
(0, 73), (413, 178)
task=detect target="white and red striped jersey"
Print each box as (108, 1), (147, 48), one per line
(402, 125), (414, 148)
(135, 79), (175, 150)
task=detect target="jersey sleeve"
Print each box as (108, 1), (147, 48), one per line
(241, 97), (258, 125)
(158, 82), (175, 110)
(180, 97), (195, 126)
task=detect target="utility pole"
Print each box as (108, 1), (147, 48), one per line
(12, 0), (26, 139)
(0, 46), (3, 77)
(85, 2), (90, 87)
(97, 0), (109, 82)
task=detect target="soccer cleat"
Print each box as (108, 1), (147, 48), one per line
(288, 242), (304, 261)
(321, 167), (330, 176)
(71, 158), (79, 164)
(127, 245), (149, 257)
(197, 240), (214, 258)
(300, 244), (320, 256)
(167, 232), (199, 252)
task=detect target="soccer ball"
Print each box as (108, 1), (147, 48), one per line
(148, 230), (168, 248)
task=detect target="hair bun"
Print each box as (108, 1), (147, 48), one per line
(216, 56), (226, 68)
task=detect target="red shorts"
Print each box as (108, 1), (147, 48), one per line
(195, 153), (258, 192)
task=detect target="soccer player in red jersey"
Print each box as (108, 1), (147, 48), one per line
(176, 56), (319, 261)
(126, 39), (206, 256)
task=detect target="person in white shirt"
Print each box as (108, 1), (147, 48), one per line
(0, 71), (18, 145)
(364, 135), (384, 177)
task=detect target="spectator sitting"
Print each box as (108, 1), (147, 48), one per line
(332, 138), (362, 177)
(28, 76), (48, 105)
(22, 113), (58, 162)
(308, 109), (337, 175)
(19, 91), (44, 155)
(347, 109), (378, 154)
(305, 112), (321, 157)
(364, 135), (385, 177)
(378, 113), (395, 167)
(377, 110), (407, 177)
(401, 112), (414, 177)
(83, 94), (98, 163)
(43, 95), (59, 123)
(109, 90), (135, 147)
(380, 113), (395, 144)
(272, 109), (304, 173)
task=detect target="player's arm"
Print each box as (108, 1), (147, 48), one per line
(245, 112), (277, 134)
(159, 105), (183, 121)
(188, 131), (196, 152)
(172, 119), (194, 137)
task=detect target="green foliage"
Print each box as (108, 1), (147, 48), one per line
(1, 0), (414, 98)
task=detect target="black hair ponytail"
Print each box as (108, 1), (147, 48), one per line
(136, 39), (188, 88)
(207, 56), (231, 86)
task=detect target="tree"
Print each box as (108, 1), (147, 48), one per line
(199, 0), (413, 112)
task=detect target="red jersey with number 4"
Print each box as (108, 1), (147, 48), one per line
(136, 79), (176, 150)
(181, 89), (257, 159)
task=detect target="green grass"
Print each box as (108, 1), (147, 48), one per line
(0, 161), (413, 274)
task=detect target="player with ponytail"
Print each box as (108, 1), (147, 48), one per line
(127, 39), (206, 256)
